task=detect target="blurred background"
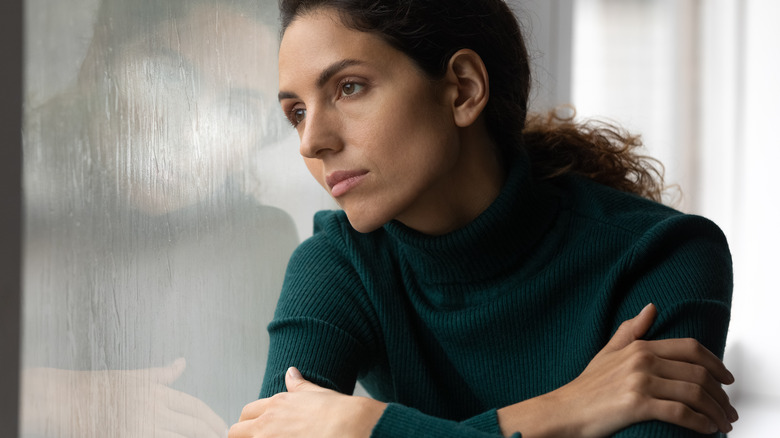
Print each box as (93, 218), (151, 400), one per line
(525, 1), (780, 435)
(2, 0), (777, 436)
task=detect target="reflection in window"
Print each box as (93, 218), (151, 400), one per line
(20, 0), (326, 436)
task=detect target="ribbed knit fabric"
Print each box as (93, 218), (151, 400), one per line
(260, 155), (733, 437)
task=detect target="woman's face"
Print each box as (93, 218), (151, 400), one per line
(278, 8), (469, 234)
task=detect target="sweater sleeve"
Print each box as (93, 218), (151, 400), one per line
(372, 404), (521, 438)
(260, 216), (517, 438)
(260, 230), (376, 397)
(609, 214), (733, 437)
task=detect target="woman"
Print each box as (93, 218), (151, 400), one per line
(230, 0), (737, 436)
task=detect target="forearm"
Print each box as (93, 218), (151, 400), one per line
(372, 404), (518, 438)
(496, 392), (572, 438)
(495, 304), (735, 438)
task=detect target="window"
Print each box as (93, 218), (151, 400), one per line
(20, 1), (331, 435)
(573, 1), (780, 435)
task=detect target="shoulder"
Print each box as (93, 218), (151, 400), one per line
(553, 174), (732, 297)
(556, 177), (733, 342)
(275, 209), (388, 325)
(550, 177), (733, 353)
(289, 209), (392, 271)
(556, 175), (682, 232)
(555, 175), (729, 248)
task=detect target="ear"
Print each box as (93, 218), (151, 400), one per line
(444, 49), (489, 128)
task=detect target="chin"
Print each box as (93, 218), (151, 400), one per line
(344, 211), (388, 234)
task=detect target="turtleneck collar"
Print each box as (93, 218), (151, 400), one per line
(383, 152), (561, 286)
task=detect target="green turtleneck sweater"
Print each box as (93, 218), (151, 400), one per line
(260, 157), (732, 437)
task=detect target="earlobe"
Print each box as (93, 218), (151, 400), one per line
(445, 49), (490, 128)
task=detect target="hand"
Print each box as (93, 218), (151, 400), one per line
(20, 358), (228, 438)
(229, 367), (386, 438)
(498, 304), (738, 438)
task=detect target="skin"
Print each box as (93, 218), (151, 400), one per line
(277, 8), (504, 235)
(496, 305), (738, 437)
(230, 7), (739, 438)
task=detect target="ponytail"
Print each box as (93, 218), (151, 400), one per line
(522, 109), (666, 202)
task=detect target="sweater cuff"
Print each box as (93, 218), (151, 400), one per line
(371, 404), (521, 438)
(460, 408), (501, 432)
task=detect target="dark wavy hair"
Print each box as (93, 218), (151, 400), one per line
(279, 0), (666, 202)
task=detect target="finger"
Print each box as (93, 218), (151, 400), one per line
(634, 397), (720, 435)
(239, 398), (270, 422)
(639, 338), (735, 385)
(642, 375), (732, 433)
(229, 418), (261, 438)
(158, 385), (229, 437)
(630, 303), (657, 339)
(604, 303), (657, 352)
(653, 357), (738, 423)
(285, 367), (330, 393)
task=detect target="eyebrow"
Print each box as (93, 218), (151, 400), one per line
(278, 58), (364, 102)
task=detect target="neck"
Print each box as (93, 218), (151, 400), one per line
(395, 125), (506, 236)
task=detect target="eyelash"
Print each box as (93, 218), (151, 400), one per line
(283, 78), (368, 128)
(337, 79), (366, 99)
(286, 106), (305, 128)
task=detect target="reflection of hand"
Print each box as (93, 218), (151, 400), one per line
(21, 358), (228, 438)
(498, 304), (738, 437)
(229, 367), (386, 438)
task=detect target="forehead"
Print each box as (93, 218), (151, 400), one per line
(278, 8), (402, 87)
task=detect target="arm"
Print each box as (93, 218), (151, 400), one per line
(609, 215), (735, 437)
(497, 214), (736, 438)
(231, 304), (734, 438)
(232, 232), (518, 438)
(235, 367), (520, 438)
(496, 305), (735, 438)
(232, 215), (736, 438)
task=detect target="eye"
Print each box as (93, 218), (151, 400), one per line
(286, 107), (306, 127)
(340, 82), (364, 98)
(293, 108), (306, 123)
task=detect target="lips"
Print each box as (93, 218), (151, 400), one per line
(326, 169), (369, 197)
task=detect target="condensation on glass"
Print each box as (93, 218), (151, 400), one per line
(20, 0), (332, 436)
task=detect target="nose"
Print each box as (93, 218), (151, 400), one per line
(298, 107), (342, 159)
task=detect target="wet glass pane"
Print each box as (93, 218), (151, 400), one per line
(21, 0), (332, 436)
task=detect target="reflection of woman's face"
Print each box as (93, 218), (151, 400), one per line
(102, 6), (279, 214)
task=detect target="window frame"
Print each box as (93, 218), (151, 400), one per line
(0, 0), (22, 435)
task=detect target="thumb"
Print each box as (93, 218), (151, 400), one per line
(150, 357), (186, 385)
(603, 303), (657, 352)
(285, 367), (329, 393)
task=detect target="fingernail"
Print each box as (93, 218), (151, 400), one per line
(638, 303), (654, 317)
(287, 367), (302, 380)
